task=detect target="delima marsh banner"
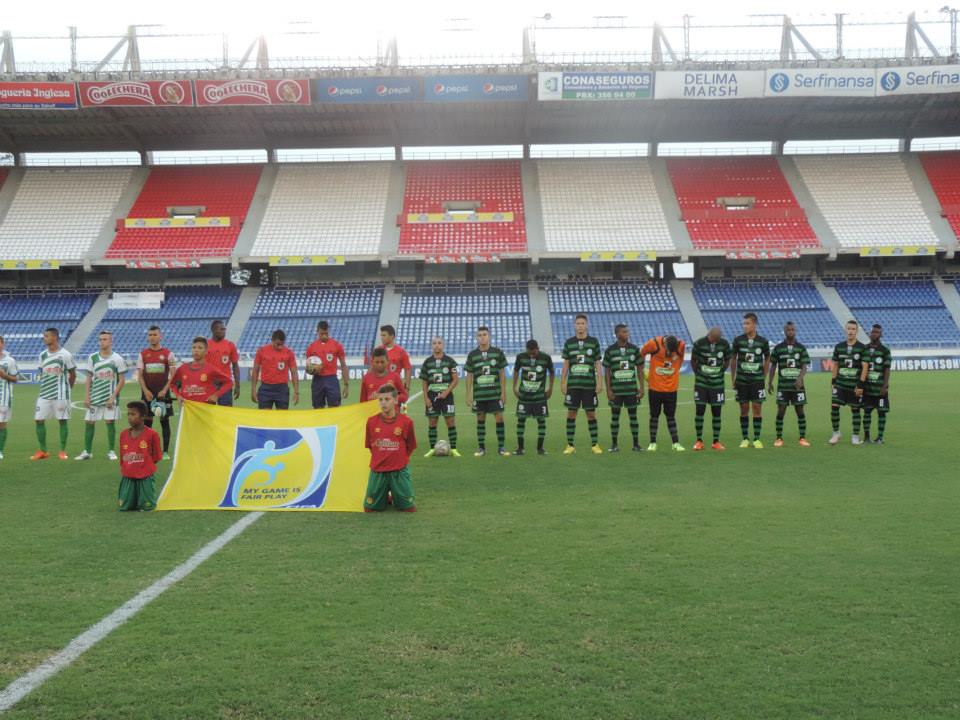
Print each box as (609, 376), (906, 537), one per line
(157, 400), (379, 512)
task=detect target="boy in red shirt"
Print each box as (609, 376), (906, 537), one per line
(305, 320), (349, 409)
(170, 337), (233, 404)
(359, 348), (408, 403)
(379, 324), (412, 394)
(363, 383), (417, 512)
(208, 320), (241, 407)
(252, 329), (299, 410)
(117, 401), (163, 511)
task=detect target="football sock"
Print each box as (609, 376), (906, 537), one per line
(588, 418), (598, 445)
(59, 420), (68, 451)
(476, 417), (486, 450)
(536, 417), (546, 449)
(495, 421), (505, 449)
(610, 405), (621, 445)
(36, 423), (47, 452)
(711, 405), (722, 443)
(740, 415), (749, 440)
(627, 406), (639, 445)
(831, 406), (840, 432)
(566, 417), (576, 444)
(84, 424), (95, 454)
(694, 403), (706, 441)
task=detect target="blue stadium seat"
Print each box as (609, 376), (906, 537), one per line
(0, 292), (99, 359)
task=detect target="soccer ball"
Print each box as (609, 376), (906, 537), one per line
(434, 439), (451, 456)
(306, 356), (322, 375)
(150, 399), (166, 418)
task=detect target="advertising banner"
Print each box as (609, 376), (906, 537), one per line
(579, 251), (657, 262)
(655, 71), (766, 100)
(538, 71), (653, 101)
(123, 217), (231, 228)
(858, 245), (939, 257)
(0, 259), (61, 270)
(405, 212), (514, 223)
(423, 254), (502, 263)
(0, 82), (77, 109)
(316, 77), (423, 103)
(268, 255), (346, 266)
(876, 66), (960, 96)
(78, 81), (193, 107)
(764, 68), (876, 97)
(424, 75), (528, 102)
(195, 79), (311, 106)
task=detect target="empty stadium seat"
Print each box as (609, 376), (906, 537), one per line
(918, 152), (960, 242)
(398, 161), (527, 255)
(251, 163), (390, 257)
(667, 157), (819, 252)
(105, 165), (262, 260)
(792, 155), (939, 248)
(0, 291), (100, 358)
(0, 168), (133, 261)
(537, 159), (675, 252)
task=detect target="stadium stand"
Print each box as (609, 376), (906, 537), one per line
(791, 155), (939, 248)
(537, 159), (674, 252)
(693, 281), (840, 347)
(104, 165), (262, 260)
(918, 152), (960, 243)
(398, 160), (526, 255)
(827, 279), (960, 347)
(0, 168), (133, 261)
(0, 290), (100, 358)
(237, 286), (383, 357)
(545, 282), (689, 348)
(250, 163), (390, 257)
(398, 284), (531, 355)
(667, 157), (819, 252)
(80, 286), (242, 360)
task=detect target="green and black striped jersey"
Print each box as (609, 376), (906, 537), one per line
(86, 351), (127, 406)
(513, 352), (555, 403)
(862, 343), (892, 395)
(465, 346), (508, 402)
(832, 341), (866, 390)
(0, 351), (18, 408)
(561, 336), (602, 390)
(419, 354), (458, 394)
(770, 342), (810, 388)
(38, 347), (76, 401)
(601, 342), (643, 396)
(731, 334), (771, 385)
(691, 337), (732, 390)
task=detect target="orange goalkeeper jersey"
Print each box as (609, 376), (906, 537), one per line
(641, 336), (686, 393)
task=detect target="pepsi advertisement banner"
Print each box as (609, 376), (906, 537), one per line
(424, 75), (528, 102)
(316, 77), (423, 103)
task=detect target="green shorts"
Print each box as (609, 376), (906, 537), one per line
(364, 467), (416, 512)
(117, 475), (157, 512)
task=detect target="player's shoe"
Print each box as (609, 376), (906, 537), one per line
(162, 452), (171, 460)
(58, 451), (69, 461)
(514, 448), (525, 456)
(537, 447), (547, 455)
(591, 444), (603, 455)
(74, 450), (92, 461)
(773, 438), (784, 448)
(498, 448), (511, 457)
(693, 440), (704, 451)
(607, 445), (620, 453)
(798, 438), (811, 447)
(752, 440), (764, 449)
(646, 443), (657, 452)
(563, 445), (576, 455)
(0, 452), (4, 460)
(828, 432), (841, 445)
(851, 435), (862, 446)
(107, 450), (118, 461)
(872, 438), (884, 445)
(632, 444), (643, 452)
(30, 450), (49, 461)
(450, 448), (462, 458)
(863, 432), (871, 443)
(474, 449), (486, 457)
(711, 441), (726, 451)
(672, 443), (686, 452)
(423, 449), (436, 458)
(739, 439), (750, 448)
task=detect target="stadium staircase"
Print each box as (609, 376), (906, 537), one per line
(777, 157), (839, 250)
(86, 167), (149, 262)
(933, 278), (960, 332)
(63, 291), (111, 355)
(813, 280), (868, 343)
(648, 157), (694, 252)
(0, 167), (19, 224)
(232, 165), (278, 258)
(224, 287), (262, 345)
(379, 162), (407, 257)
(519, 161), (547, 254)
(669, 280), (708, 340)
(527, 284), (554, 354)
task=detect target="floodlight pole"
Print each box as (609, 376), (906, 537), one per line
(93, 25), (143, 73)
(780, 16), (823, 62)
(69, 26), (78, 73)
(652, 23), (678, 64)
(905, 12), (941, 59)
(835, 14), (844, 59)
(682, 15), (691, 61)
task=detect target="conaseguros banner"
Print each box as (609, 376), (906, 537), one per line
(195, 79), (311, 106)
(78, 81), (193, 107)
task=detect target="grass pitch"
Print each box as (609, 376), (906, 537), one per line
(1, 372), (958, 719)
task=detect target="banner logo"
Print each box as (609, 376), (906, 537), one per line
(880, 71), (901, 92)
(769, 72), (790, 93)
(220, 426), (337, 509)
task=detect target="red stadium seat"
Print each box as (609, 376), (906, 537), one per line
(919, 151), (960, 241)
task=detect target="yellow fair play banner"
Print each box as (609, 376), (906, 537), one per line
(579, 251), (657, 262)
(268, 255), (346, 266)
(157, 400), (380, 512)
(0, 259), (60, 270)
(124, 217), (232, 228)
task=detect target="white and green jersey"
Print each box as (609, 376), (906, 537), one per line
(38, 347), (76, 401)
(0, 351), (18, 408)
(86, 351), (127, 406)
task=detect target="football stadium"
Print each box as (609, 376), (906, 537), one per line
(1, 4), (959, 717)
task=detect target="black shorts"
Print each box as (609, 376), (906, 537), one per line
(648, 390), (677, 417)
(862, 393), (890, 412)
(609, 394), (640, 408)
(776, 388), (808, 406)
(517, 401), (548, 418)
(565, 388), (598, 410)
(472, 398), (504, 414)
(258, 383), (289, 410)
(735, 382), (766, 404)
(426, 391), (455, 417)
(831, 385), (862, 407)
(693, 386), (726, 406)
(143, 393), (174, 419)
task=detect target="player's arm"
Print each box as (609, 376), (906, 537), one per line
(604, 364), (614, 401)
(231, 354), (241, 400)
(546, 361), (555, 399)
(882, 364), (891, 394)
(211, 367), (233, 402)
(136, 356), (153, 400)
(405, 417), (417, 455)
(339, 348), (349, 399)
(112, 368), (126, 408)
(512, 360), (521, 399)
(767, 353), (777, 393)
(855, 359), (869, 396)
(0, 365), (17, 382)
(289, 355), (299, 406)
(729, 351), (738, 383)
(762, 344), (771, 380)
(499, 368), (507, 405)
(560, 359), (569, 395)
(250, 359), (260, 403)
(594, 358), (602, 395)
(636, 360), (645, 399)
(402, 355), (412, 391)
(797, 361), (808, 391)
(422, 377), (431, 409)
(445, 365), (459, 396)
(150, 431), (163, 464)
(68, 368), (76, 387)
(159, 355), (177, 399)
(169, 367), (184, 400)
(465, 370), (474, 407)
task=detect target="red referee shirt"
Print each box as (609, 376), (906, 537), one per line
(305, 338), (345, 377)
(359, 370), (408, 403)
(119, 427), (162, 479)
(207, 338), (239, 377)
(254, 344), (297, 385)
(171, 362), (232, 402)
(365, 412), (416, 472)
(380, 344), (411, 376)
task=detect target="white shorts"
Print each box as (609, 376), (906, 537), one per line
(35, 398), (72, 421)
(85, 405), (120, 422)
(0, 406), (11, 423)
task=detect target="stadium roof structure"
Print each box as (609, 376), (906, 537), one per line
(1, 63), (960, 154)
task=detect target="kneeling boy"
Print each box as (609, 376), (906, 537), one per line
(117, 401), (163, 511)
(363, 384), (417, 513)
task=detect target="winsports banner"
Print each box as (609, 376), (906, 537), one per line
(157, 400), (379, 512)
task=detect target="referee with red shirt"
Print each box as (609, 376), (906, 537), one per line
(207, 320), (241, 407)
(252, 329), (299, 410)
(305, 320), (349, 409)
